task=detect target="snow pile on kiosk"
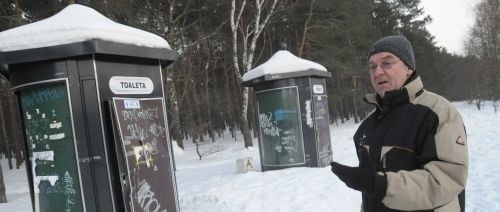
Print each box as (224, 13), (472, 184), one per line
(242, 50), (327, 82)
(0, 4), (170, 52)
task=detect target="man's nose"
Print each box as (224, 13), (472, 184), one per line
(372, 65), (385, 75)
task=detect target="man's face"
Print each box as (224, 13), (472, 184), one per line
(368, 52), (413, 97)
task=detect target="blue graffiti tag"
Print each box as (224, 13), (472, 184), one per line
(273, 108), (297, 122)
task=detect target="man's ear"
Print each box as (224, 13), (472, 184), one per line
(407, 69), (413, 77)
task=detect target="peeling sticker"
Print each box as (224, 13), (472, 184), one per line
(33, 176), (59, 193)
(49, 133), (65, 140)
(305, 100), (313, 128)
(133, 144), (153, 167)
(33, 151), (55, 161)
(50, 122), (62, 129)
(31, 157), (59, 193)
(124, 99), (141, 109)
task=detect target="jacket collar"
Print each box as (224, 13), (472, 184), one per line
(364, 74), (424, 109)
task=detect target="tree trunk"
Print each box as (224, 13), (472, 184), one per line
(203, 46), (215, 143)
(240, 87), (253, 147)
(229, 65), (239, 141)
(352, 90), (360, 123)
(234, 75), (242, 142)
(0, 98), (12, 170)
(195, 141), (202, 160)
(248, 89), (258, 138)
(339, 99), (345, 124)
(193, 87), (205, 143)
(491, 62), (498, 111)
(9, 93), (23, 168)
(165, 68), (184, 149)
(230, 0), (278, 147)
(297, 0), (316, 57)
(0, 160), (7, 203)
(352, 74), (360, 123)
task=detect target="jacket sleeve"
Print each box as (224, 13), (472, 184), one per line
(381, 99), (468, 210)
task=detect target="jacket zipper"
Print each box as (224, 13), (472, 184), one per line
(382, 155), (387, 171)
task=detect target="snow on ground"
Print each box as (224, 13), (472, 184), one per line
(174, 122), (360, 212)
(1, 101), (499, 211)
(456, 101), (500, 211)
(0, 159), (30, 212)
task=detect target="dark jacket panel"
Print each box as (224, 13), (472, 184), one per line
(355, 75), (468, 212)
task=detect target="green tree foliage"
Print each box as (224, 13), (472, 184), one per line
(373, 0), (438, 90)
(309, 0), (381, 123)
(0, 0), (23, 31)
(0, 0), (485, 151)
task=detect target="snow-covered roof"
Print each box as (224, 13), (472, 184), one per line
(0, 4), (170, 52)
(242, 50), (328, 83)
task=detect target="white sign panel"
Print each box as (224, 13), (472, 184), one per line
(313, 84), (324, 94)
(109, 76), (154, 95)
(124, 99), (141, 109)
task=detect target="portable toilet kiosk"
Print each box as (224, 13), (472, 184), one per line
(242, 50), (333, 171)
(0, 4), (179, 212)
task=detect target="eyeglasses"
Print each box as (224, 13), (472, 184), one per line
(367, 59), (400, 73)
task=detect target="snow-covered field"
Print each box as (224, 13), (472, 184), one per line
(1, 101), (499, 211)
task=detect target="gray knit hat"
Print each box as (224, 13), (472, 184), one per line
(367, 35), (416, 71)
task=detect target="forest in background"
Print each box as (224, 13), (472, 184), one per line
(0, 0), (498, 179)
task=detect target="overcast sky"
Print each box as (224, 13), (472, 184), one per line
(420, 0), (481, 55)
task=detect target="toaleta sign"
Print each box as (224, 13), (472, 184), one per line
(109, 76), (154, 95)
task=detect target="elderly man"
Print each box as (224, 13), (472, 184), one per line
(330, 35), (468, 212)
